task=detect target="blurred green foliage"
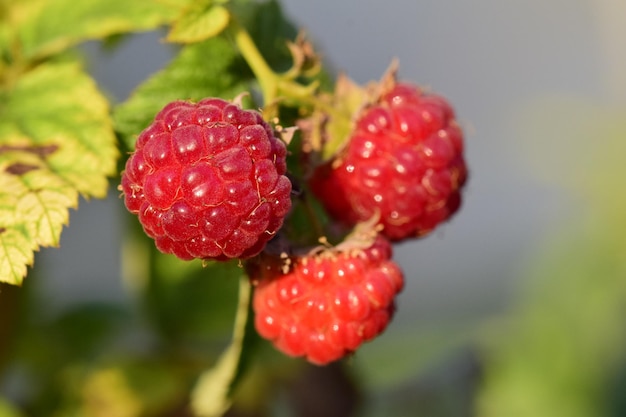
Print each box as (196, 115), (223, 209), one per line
(477, 99), (626, 417)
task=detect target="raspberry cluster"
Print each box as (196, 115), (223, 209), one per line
(120, 72), (468, 367)
(120, 98), (292, 261)
(310, 83), (467, 241)
(250, 235), (404, 365)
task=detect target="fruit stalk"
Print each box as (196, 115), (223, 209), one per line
(191, 274), (254, 417)
(228, 19), (278, 104)
(228, 18), (343, 120)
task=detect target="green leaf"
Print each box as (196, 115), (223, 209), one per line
(0, 61), (118, 285)
(191, 275), (258, 417)
(15, 0), (191, 60)
(166, 1), (230, 44)
(113, 0), (306, 151)
(113, 37), (252, 151)
(0, 221), (35, 287)
(0, 1), (34, 64)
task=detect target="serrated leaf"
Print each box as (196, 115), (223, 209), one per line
(191, 275), (258, 417)
(0, 141), (74, 287)
(15, 0), (192, 60)
(113, 37), (252, 150)
(0, 221), (35, 286)
(1, 62), (118, 195)
(167, 1), (230, 44)
(0, 61), (118, 285)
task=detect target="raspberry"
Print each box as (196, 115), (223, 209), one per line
(310, 83), (467, 240)
(250, 235), (404, 365)
(120, 98), (292, 261)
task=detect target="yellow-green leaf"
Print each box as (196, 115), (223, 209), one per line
(167, 2), (230, 43)
(0, 61), (118, 285)
(0, 221), (36, 287)
(14, 0), (193, 60)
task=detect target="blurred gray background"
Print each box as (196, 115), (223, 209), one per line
(37, 0), (625, 377)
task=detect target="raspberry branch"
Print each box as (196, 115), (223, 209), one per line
(228, 18), (341, 119)
(191, 274), (256, 417)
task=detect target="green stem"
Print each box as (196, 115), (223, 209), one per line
(229, 19), (278, 104)
(228, 275), (252, 346)
(190, 274), (254, 417)
(294, 89), (347, 118)
(229, 18), (346, 120)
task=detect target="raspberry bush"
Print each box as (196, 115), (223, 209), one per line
(0, 1), (468, 416)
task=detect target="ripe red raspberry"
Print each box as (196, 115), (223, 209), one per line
(310, 83), (467, 241)
(120, 97), (292, 261)
(250, 235), (404, 365)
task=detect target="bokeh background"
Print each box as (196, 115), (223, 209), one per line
(10, 0), (626, 416)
